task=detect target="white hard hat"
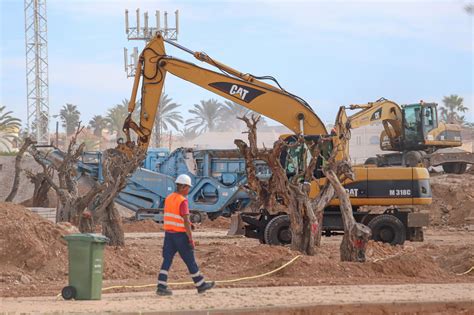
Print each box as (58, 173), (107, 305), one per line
(175, 174), (192, 187)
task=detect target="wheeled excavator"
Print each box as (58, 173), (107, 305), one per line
(117, 33), (431, 245)
(346, 98), (473, 173)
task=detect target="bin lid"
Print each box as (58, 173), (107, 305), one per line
(63, 233), (109, 243)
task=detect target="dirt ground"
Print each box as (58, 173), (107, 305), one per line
(1, 165), (473, 313)
(420, 173), (474, 227)
(1, 203), (473, 299)
(2, 284), (473, 314)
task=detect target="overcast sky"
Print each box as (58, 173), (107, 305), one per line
(1, 0), (473, 131)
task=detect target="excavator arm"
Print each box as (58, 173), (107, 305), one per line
(343, 98), (404, 151)
(119, 34), (327, 153)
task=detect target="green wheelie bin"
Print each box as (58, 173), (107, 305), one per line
(61, 233), (109, 300)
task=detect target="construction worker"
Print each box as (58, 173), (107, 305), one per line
(156, 174), (215, 296)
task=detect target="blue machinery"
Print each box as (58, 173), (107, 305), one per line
(76, 148), (269, 223)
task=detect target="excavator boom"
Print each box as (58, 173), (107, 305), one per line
(121, 34), (327, 152)
(347, 98), (402, 130)
(342, 98), (404, 151)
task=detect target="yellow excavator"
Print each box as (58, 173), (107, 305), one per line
(118, 34), (430, 245)
(346, 98), (473, 173)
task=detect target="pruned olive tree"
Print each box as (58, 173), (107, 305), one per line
(235, 114), (370, 260)
(91, 147), (146, 246)
(29, 123), (146, 246)
(30, 125), (103, 230)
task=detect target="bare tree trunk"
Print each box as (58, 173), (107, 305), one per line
(311, 183), (334, 247)
(101, 203), (124, 246)
(34, 178), (52, 207)
(235, 115), (327, 255)
(287, 182), (318, 254)
(79, 210), (94, 233)
(5, 138), (34, 202)
(55, 190), (74, 222)
(92, 147), (146, 246)
(325, 168), (371, 262)
(24, 170), (52, 207)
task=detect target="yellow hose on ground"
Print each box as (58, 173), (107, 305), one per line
(101, 255), (302, 292)
(56, 257), (472, 299)
(371, 246), (415, 263)
(456, 266), (474, 276)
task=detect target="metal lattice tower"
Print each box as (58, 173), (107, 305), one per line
(24, 0), (50, 145)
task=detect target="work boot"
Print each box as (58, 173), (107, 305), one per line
(156, 286), (173, 296)
(197, 281), (215, 294)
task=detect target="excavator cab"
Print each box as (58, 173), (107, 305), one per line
(401, 103), (439, 149)
(402, 104), (423, 148)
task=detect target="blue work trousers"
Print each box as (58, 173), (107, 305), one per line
(157, 232), (204, 288)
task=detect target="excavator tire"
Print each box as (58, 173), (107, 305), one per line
(368, 214), (406, 245)
(457, 163), (468, 173)
(442, 163), (455, 173)
(443, 162), (467, 174)
(264, 215), (292, 245)
(364, 157), (378, 165)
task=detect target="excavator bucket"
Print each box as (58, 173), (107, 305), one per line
(227, 213), (245, 236)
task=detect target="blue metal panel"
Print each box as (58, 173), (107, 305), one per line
(144, 148), (170, 172)
(52, 146), (267, 221)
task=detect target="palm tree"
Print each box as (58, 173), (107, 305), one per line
(106, 99), (129, 139)
(218, 101), (250, 130)
(186, 99), (223, 133)
(88, 115), (107, 137)
(60, 103), (81, 136)
(466, 3), (473, 15)
(439, 95), (468, 124)
(154, 94), (183, 147)
(217, 101), (267, 130)
(178, 127), (201, 141)
(0, 105), (21, 151)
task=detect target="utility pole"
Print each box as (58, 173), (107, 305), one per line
(123, 9), (179, 78)
(24, 0), (50, 145)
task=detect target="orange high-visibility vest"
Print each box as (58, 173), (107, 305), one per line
(163, 192), (187, 232)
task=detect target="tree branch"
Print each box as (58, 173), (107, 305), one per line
(5, 137), (35, 202)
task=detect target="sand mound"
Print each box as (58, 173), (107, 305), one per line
(0, 203), (69, 273)
(420, 174), (474, 226)
(0, 203), (159, 283)
(430, 244), (474, 275)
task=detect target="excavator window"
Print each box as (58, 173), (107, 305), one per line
(422, 105), (437, 134)
(402, 104), (424, 146)
(423, 107), (433, 125)
(404, 105), (421, 131)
